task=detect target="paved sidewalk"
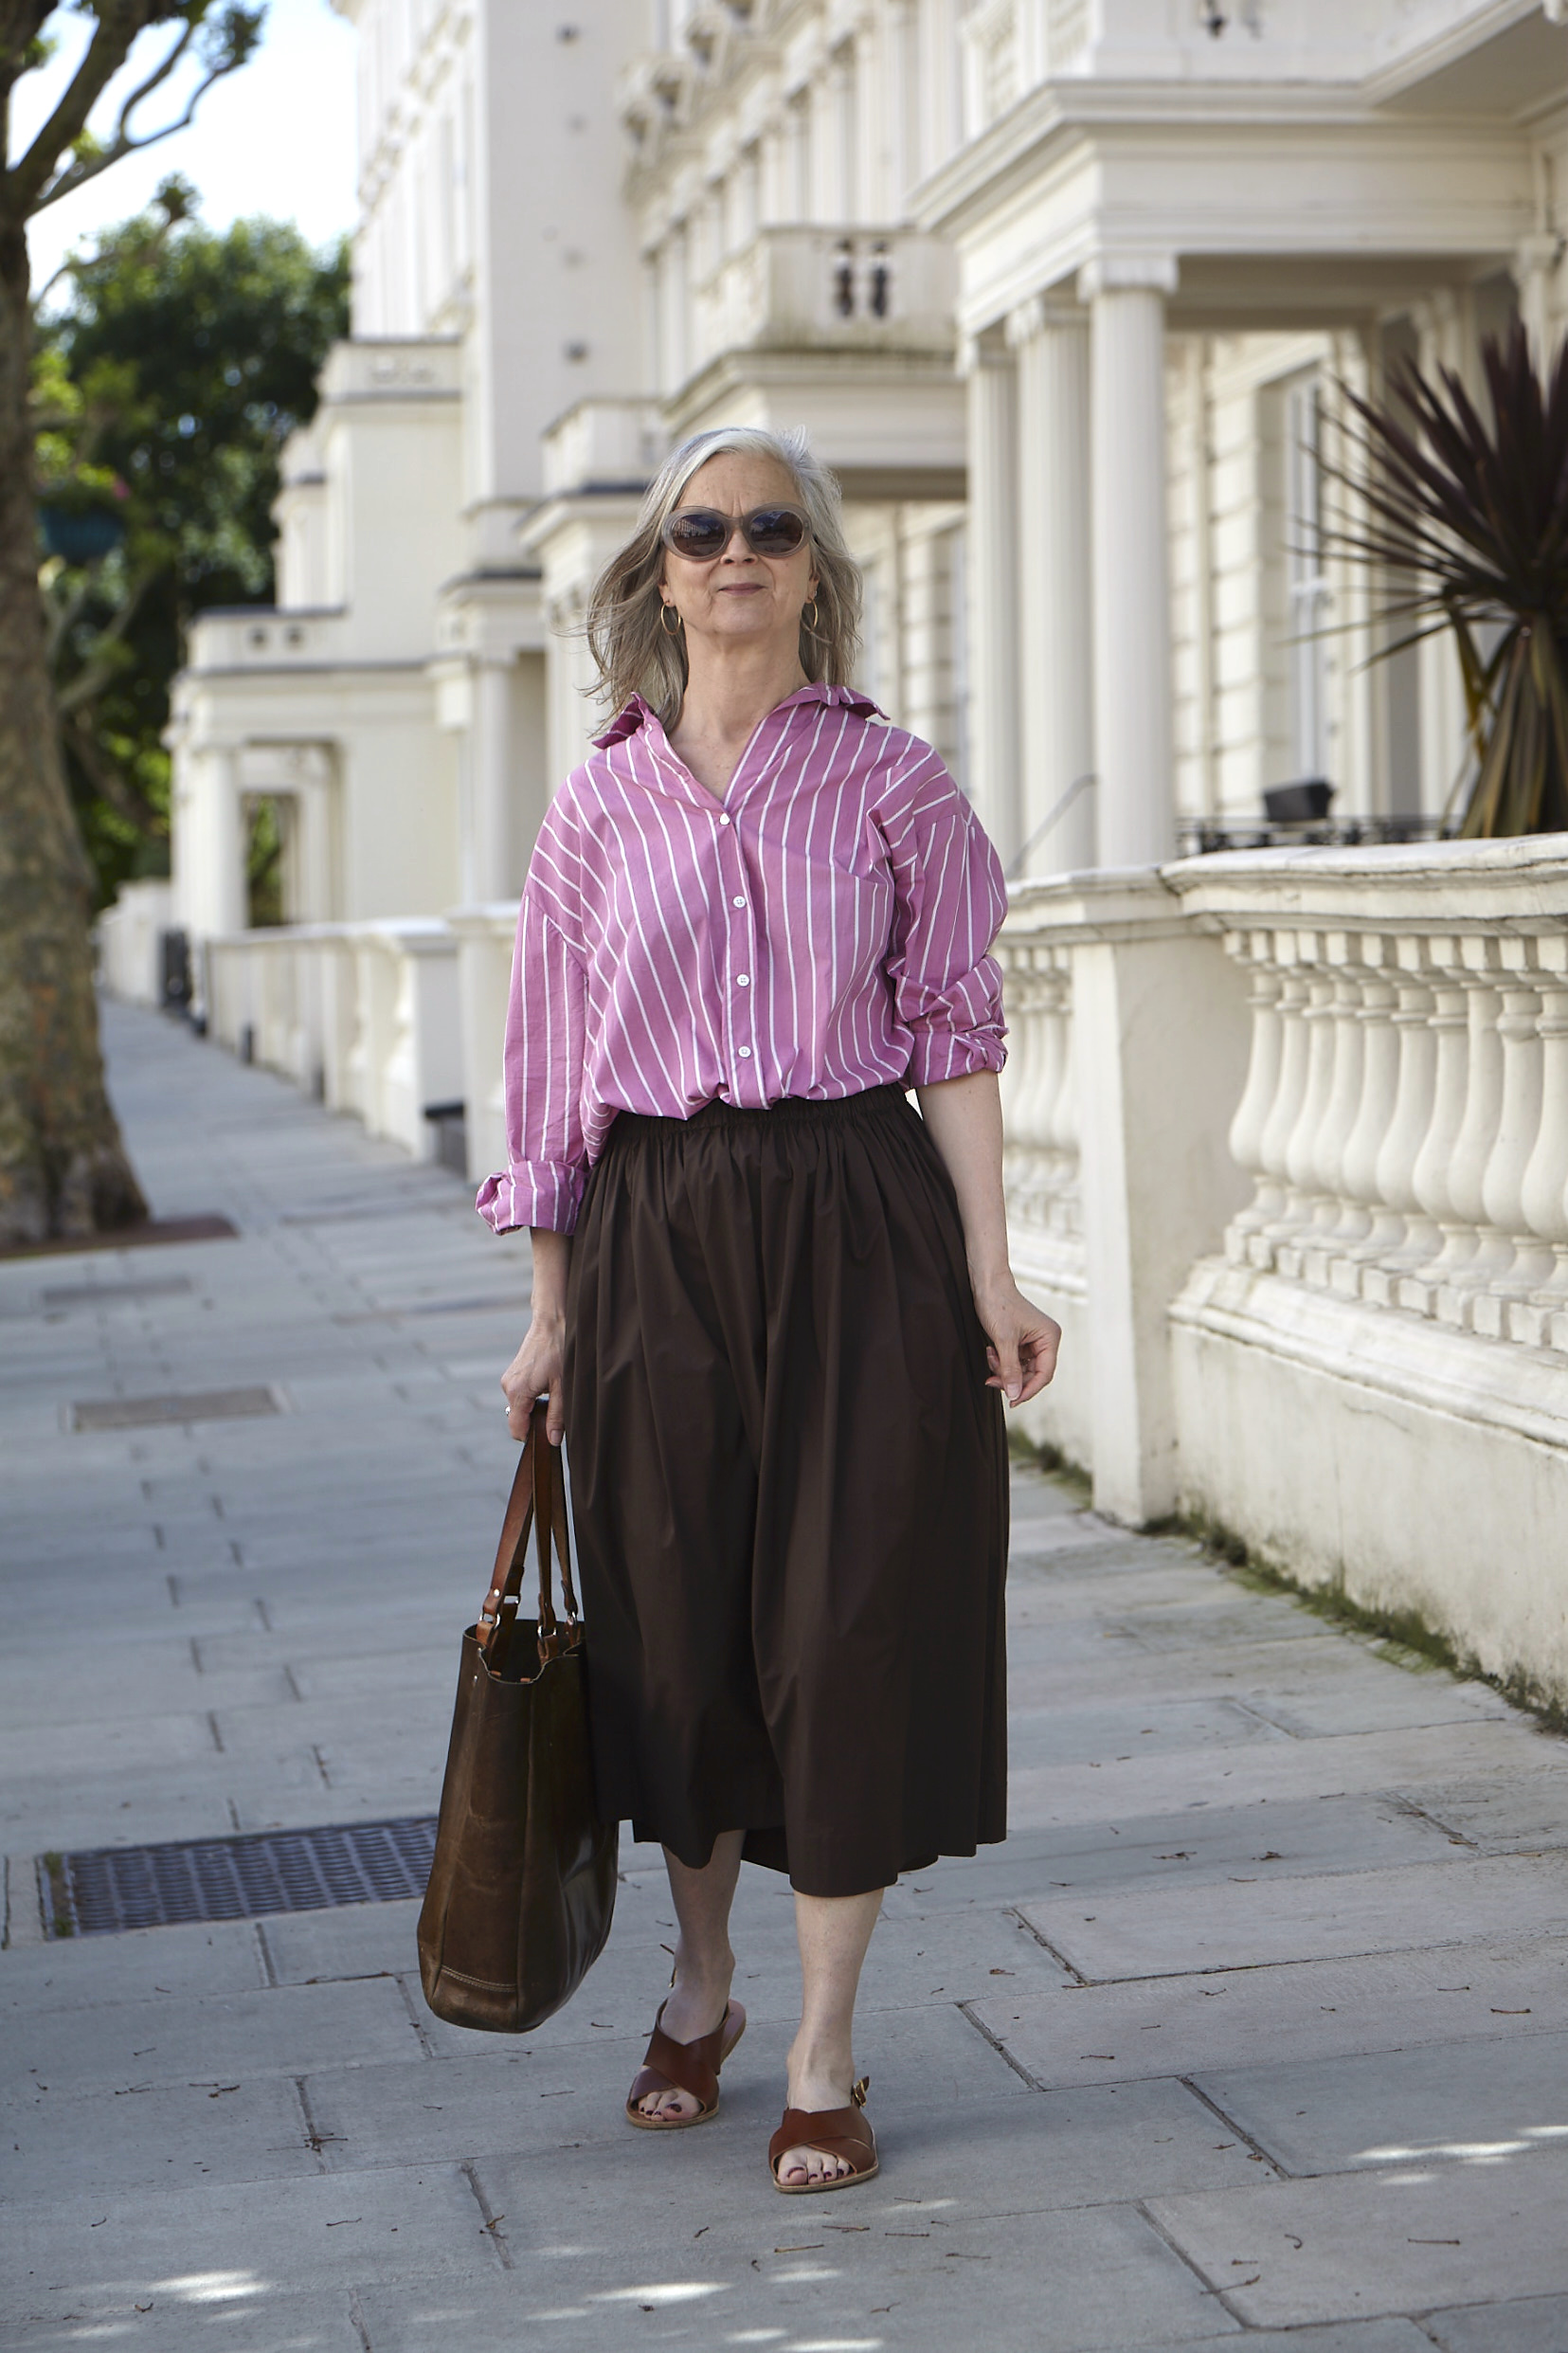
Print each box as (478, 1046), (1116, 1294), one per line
(3, 1003), (1567, 2353)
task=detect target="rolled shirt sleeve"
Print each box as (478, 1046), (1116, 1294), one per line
(883, 760), (1009, 1085)
(475, 892), (589, 1237)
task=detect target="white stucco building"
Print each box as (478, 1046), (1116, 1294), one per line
(161, 0), (1568, 978)
(109, 1), (1568, 1700)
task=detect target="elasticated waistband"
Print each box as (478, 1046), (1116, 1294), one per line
(608, 1083), (909, 1143)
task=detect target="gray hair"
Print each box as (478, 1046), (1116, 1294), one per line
(584, 425), (863, 724)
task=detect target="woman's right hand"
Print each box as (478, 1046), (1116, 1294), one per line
(501, 1311), (566, 1446)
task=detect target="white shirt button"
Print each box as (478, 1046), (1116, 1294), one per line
(732, 895), (746, 908)
(737, 1045), (752, 1059)
(736, 973), (750, 987)
(718, 813), (731, 826)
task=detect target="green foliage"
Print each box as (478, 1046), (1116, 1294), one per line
(245, 794), (284, 927)
(1326, 322), (1568, 838)
(35, 202), (349, 904)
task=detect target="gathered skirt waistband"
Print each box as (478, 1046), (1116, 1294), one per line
(604, 1082), (908, 1145)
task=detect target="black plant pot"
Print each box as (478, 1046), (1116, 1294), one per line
(39, 504), (126, 564)
(1264, 779), (1335, 824)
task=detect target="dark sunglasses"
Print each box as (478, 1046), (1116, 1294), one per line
(660, 503), (810, 561)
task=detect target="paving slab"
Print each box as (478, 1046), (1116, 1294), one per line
(1007, 1693), (1290, 1767)
(1191, 2029), (1568, 2176)
(1401, 1779), (1568, 1856)
(410, 2171), (1232, 2353)
(879, 1794), (1458, 1912)
(2, 2070), (322, 2198)
(1236, 1674), (1514, 1740)
(1147, 2147), (1568, 2326)
(0, 1657), (300, 1729)
(3, 2163), (503, 2328)
(1004, 1630), (1452, 1708)
(0, 1919), (263, 2011)
(0, 2286), (364, 2353)
(1007, 1721), (1559, 1832)
(1425, 2296), (1568, 2353)
(2, 1976), (423, 2101)
(1018, 1852), (1568, 1981)
(971, 1939), (1568, 2087)
(0, 1713), (221, 1782)
(1127, 2331), (1434, 2353)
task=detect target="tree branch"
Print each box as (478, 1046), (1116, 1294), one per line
(33, 35), (257, 212)
(110, 14), (198, 149)
(53, 568), (160, 716)
(45, 569), (102, 665)
(7, 7), (265, 222)
(63, 710), (168, 838)
(3, 5), (149, 222)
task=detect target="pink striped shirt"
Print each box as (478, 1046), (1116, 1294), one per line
(476, 681), (1008, 1238)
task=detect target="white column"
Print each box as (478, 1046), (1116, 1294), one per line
(661, 226), (688, 398)
(1079, 254), (1177, 868)
(1414, 294), (1472, 819)
(918, 0), (962, 179)
(207, 745), (247, 936)
(760, 119), (785, 225)
(1009, 297), (1094, 874)
(885, 0), (918, 210)
(296, 746), (338, 923)
(822, 49), (856, 223)
(962, 335), (1023, 869)
(471, 658), (518, 904)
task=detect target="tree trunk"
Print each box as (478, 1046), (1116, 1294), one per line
(0, 215), (147, 1247)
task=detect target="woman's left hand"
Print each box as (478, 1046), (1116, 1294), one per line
(974, 1276), (1061, 1406)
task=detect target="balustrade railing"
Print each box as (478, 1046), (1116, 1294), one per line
(1177, 878), (1568, 1354)
(993, 934), (1083, 1296)
(204, 920), (461, 1164)
(692, 226), (956, 370)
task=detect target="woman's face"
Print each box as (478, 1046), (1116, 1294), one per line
(658, 452), (819, 660)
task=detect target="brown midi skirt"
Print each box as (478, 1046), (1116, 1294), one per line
(562, 1084), (1009, 1898)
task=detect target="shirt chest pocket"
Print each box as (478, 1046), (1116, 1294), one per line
(779, 842), (896, 989)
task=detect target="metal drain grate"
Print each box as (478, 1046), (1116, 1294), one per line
(67, 1385), (281, 1432)
(40, 1816), (437, 1936)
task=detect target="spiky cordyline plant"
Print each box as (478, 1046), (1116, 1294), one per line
(1325, 321), (1568, 838)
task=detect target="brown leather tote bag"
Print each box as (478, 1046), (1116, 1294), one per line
(418, 1403), (618, 2032)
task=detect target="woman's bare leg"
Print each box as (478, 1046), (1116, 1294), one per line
(635, 1829), (746, 2121)
(776, 1886), (885, 2185)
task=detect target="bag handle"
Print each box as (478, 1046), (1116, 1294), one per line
(477, 1399), (580, 1672)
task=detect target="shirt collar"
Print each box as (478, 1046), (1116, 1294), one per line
(591, 679), (882, 751)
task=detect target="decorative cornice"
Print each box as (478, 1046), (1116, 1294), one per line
(910, 76), (1508, 243)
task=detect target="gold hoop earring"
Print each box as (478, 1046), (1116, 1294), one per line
(802, 598), (820, 633)
(659, 603), (683, 637)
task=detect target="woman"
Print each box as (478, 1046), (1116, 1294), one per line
(481, 425), (1058, 2194)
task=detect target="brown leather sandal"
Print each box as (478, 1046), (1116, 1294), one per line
(768, 2075), (878, 2193)
(624, 1996), (747, 2130)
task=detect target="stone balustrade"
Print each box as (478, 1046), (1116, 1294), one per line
(999, 836), (1568, 1708)
(694, 226), (957, 366)
(1198, 896), (1568, 1353)
(205, 920), (461, 1163)
(185, 608), (351, 673)
(95, 879), (172, 1007)
(996, 938), (1082, 1287)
